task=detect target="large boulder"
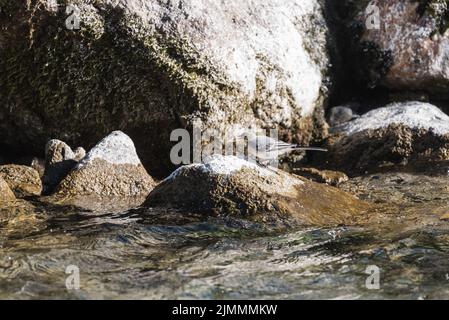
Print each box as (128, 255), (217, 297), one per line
(336, 0), (449, 96)
(0, 0), (333, 176)
(0, 176), (15, 202)
(321, 102), (449, 174)
(54, 131), (156, 198)
(0, 164), (42, 197)
(145, 155), (371, 227)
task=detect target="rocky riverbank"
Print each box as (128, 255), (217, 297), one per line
(1, 0), (449, 231)
(3, 0), (449, 300)
(1, 130), (373, 228)
(0, 125), (449, 230)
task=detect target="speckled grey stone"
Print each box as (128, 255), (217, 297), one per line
(55, 131), (156, 198)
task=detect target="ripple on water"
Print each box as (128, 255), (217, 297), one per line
(3, 175), (449, 299)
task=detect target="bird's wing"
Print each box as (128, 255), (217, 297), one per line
(251, 135), (328, 152)
(273, 141), (294, 148)
(261, 139), (294, 152)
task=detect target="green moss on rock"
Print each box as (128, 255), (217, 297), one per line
(0, 0), (331, 177)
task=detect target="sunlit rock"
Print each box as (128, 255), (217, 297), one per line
(54, 131), (156, 198)
(0, 165), (42, 197)
(0, 176), (15, 203)
(322, 102), (449, 174)
(145, 155), (370, 227)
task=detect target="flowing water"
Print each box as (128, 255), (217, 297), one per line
(2, 169), (449, 300)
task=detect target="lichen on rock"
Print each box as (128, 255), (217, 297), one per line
(417, 0), (449, 34)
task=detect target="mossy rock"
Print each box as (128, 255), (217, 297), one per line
(0, 0), (332, 177)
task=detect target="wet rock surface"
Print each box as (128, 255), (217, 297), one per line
(342, 169), (449, 206)
(0, 165), (42, 197)
(54, 131), (156, 199)
(339, 167), (449, 235)
(146, 155), (372, 227)
(293, 167), (349, 186)
(0, 0), (333, 176)
(320, 102), (449, 174)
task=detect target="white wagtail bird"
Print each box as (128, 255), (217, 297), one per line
(234, 131), (327, 167)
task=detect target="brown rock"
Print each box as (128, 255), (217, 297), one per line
(293, 167), (349, 186)
(145, 155), (372, 227)
(339, 0), (449, 96)
(56, 159), (155, 197)
(0, 165), (42, 197)
(54, 131), (156, 198)
(319, 102), (449, 175)
(0, 176), (15, 202)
